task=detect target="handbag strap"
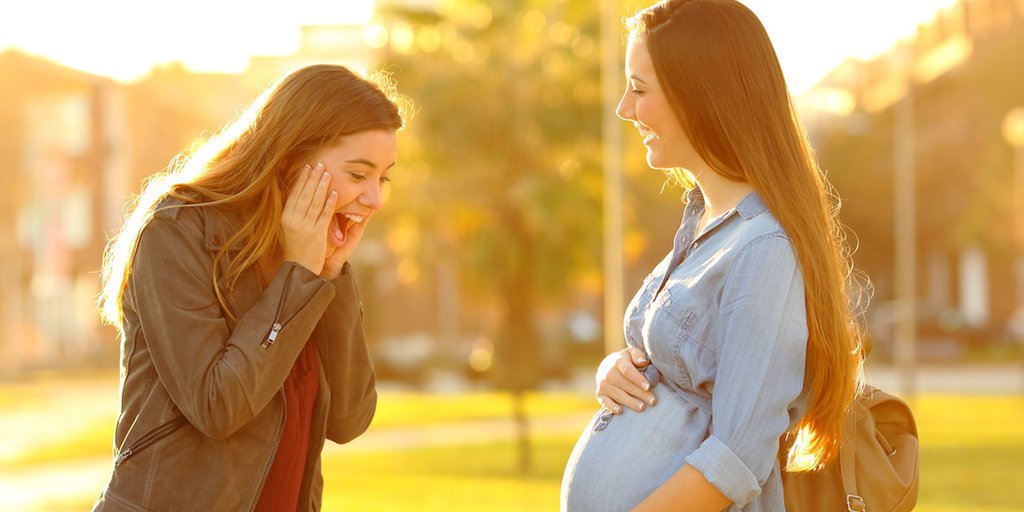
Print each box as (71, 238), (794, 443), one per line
(841, 394), (867, 512)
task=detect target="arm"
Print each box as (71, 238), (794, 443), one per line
(132, 217), (334, 439)
(318, 264), (377, 443)
(133, 167), (342, 439)
(632, 465), (730, 512)
(634, 235), (808, 510)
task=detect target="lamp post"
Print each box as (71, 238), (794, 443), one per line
(1002, 107), (1024, 375)
(893, 57), (917, 398)
(600, 0), (624, 356)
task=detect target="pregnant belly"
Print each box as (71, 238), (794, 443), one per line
(561, 383), (709, 512)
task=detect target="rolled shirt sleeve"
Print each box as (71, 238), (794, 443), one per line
(684, 234), (808, 506)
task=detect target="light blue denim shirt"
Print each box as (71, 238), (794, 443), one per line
(562, 187), (808, 511)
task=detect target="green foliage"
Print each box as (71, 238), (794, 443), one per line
(378, 0), (608, 390)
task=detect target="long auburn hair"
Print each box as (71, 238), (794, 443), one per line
(628, 0), (865, 470)
(99, 64), (405, 328)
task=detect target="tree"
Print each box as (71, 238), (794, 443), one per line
(377, 0), (606, 473)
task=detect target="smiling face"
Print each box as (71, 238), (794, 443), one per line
(309, 129), (397, 247)
(616, 37), (703, 171)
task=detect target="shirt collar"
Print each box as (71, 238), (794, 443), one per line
(736, 190), (768, 219)
(685, 186), (767, 221)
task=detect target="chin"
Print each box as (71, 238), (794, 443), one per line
(645, 154), (673, 170)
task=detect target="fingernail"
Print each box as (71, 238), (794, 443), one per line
(321, 171), (330, 181)
(637, 402), (645, 411)
(315, 162), (325, 170)
(648, 397), (656, 406)
(638, 357), (648, 364)
(613, 406), (622, 414)
(303, 164), (312, 172)
(642, 382), (650, 391)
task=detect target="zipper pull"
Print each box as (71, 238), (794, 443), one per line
(261, 323), (283, 349)
(115, 447), (133, 467)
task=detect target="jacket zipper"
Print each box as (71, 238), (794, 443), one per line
(250, 263), (318, 508)
(250, 392), (287, 511)
(259, 265), (321, 350)
(114, 415), (189, 467)
(261, 266), (295, 349)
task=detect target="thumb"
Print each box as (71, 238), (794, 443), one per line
(345, 218), (369, 245)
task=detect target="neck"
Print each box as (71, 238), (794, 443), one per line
(692, 168), (754, 219)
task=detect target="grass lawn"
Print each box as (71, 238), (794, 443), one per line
(328, 394), (1024, 512)
(912, 395), (1024, 511)
(322, 433), (580, 512)
(2, 374), (1022, 511)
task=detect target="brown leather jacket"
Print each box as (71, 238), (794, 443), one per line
(93, 198), (377, 511)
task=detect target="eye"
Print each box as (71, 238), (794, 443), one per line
(630, 87), (646, 97)
(348, 172), (367, 182)
(380, 175), (392, 185)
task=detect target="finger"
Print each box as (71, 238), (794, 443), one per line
(314, 190), (338, 230)
(307, 169), (332, 219)
(596, 394), (623, 415)
(601, 384), (649, 413)
(625, 347), (649, 368)
(298, 162), (325, 216)
(285, 164), (313, 216)
(343, 216), (369, 245)
(602, 368), (651, 403)
(604, 368), (656, 408)
(614, 357), (652, 392)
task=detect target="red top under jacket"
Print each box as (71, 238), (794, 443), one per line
(255, 340), (320, 512)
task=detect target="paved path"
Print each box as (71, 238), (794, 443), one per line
(335, 411), (594, 456)
(863, 363), (1024, 395)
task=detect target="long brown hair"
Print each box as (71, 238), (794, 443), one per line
(99, 64), (406, 328)
(627, 0), (865, 469)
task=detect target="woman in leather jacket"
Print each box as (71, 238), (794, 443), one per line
(93, 64), (406, 511)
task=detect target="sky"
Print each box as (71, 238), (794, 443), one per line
(0, 0), (960, 94)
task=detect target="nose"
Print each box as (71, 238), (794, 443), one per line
(615, 88), (634, 121)
(359, 181), (383, 210)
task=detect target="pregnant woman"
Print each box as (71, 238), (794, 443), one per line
(561, 1), (865, 511)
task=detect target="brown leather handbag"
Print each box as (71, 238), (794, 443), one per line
(780, 386), (919, 511)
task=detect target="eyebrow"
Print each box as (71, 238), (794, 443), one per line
(628, 75), (648, 84)
(345, 158), (397, 170)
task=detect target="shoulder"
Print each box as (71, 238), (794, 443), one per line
(726, 191), (790, 247)
(728, 210), (797, 272)
(143, 196), (210, 247)
(734, 204), (790, 245)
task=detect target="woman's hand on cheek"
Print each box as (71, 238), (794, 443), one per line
(281, 163), (336, 276)
(320, 216), (368, 279)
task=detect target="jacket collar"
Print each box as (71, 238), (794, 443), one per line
(202, 206), (243, 253)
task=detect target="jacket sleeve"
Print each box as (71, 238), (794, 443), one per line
(683, 234), (809, 506)
(130, 216), (336, 439)
(317, 264), (377, 444)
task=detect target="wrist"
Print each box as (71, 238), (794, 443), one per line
(321, 261), (350, 280)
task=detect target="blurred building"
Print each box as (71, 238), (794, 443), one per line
(0, 50), (128, 374)
(0, 13), (417, 375)
(246, 24), (379, 92)
(800, 0), (1024, 355)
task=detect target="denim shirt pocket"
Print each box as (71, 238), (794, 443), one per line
(625, 272), (659, 349)
(642, 287), (710, 391)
